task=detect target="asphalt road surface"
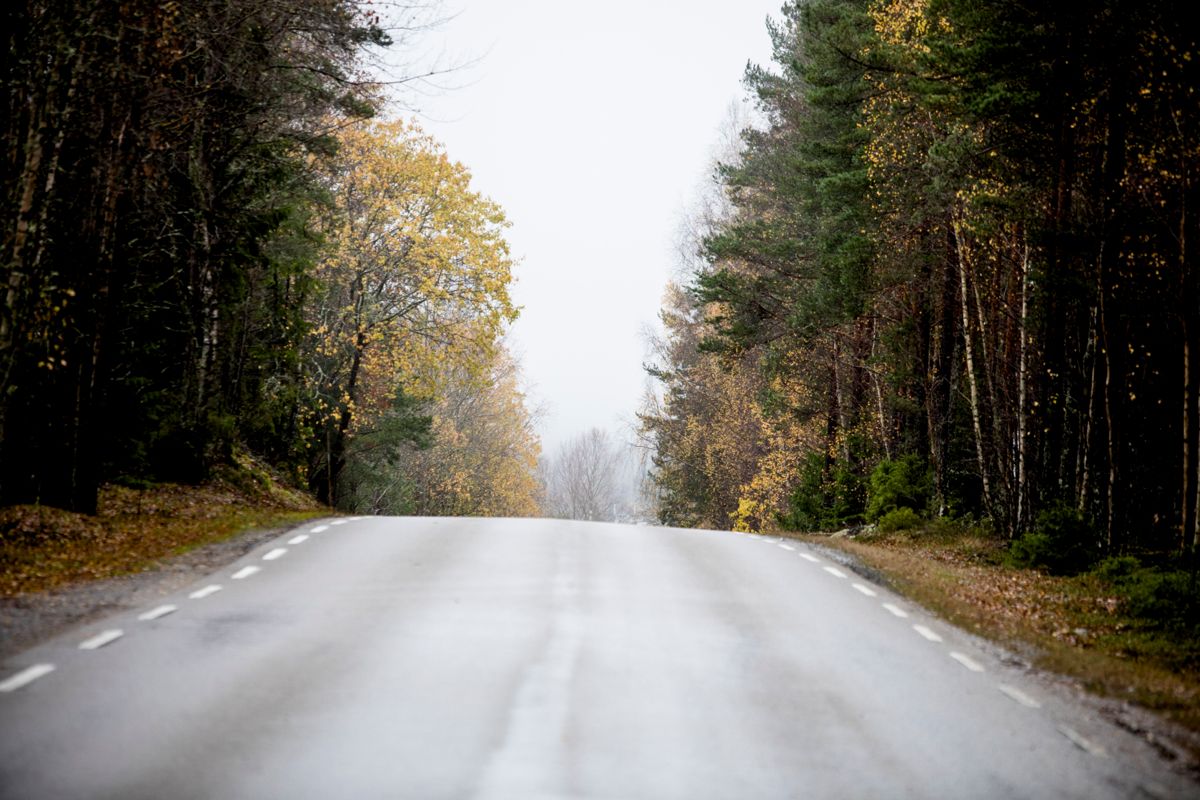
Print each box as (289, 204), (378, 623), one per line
(0, 517), (1194, 799)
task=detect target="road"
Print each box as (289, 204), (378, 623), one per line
(0, 517), (1193, 799)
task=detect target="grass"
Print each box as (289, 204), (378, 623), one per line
(0, 455), (326, 597)
(788, 522), (1200, 739)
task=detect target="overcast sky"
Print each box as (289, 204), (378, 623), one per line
(385, 1), (783, 456)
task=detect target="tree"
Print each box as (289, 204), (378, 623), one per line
(364, 346), (541, 517)
(304, 117), (518, 505)
(0, 0), (394, 511)
(543, 429), (626, 522)
(640, 283), (788, 529)
(649, 0), (1199, 571)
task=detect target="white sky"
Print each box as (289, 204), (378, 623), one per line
(387, 1), (783, 455)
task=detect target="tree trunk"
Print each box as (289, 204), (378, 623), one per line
(869, 315), (891, 460)
(1184, 327), (1198, 557)
(1016, 240), (1030, 536)
(927, 228), (958, 516)
(1098, 254), (1117, 552)
(955, 217), (993, 514)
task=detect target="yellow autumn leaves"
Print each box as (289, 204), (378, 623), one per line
(306, 116), (539, 514)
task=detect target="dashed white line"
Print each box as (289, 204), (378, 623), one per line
(913, 624), (943, 642)
(288, 534), (309, 545)
(189, 584), (222, 599)
(799, 553), (821, 563)
(1059, 726), (1107, 757)
(310, 525), (330, 533)
(231, 566), (260, 580)
(330, 519), (348, 526)
(137, 604), (177, 621)
(823, 566), (848, 579)
(0, 664), (55, 692)
(262, 547), (287, 561)
(79, 629), (123, 650)
(851, 583), (877, 597)
(950, 651), (985, 672)
(882, 603), (909, 618)
(998, 684), (1041, 708)
(778, 543), (796, 551)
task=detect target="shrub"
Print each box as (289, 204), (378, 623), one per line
(1007, 503), (1098, 575)
(1093, 555), (1142, 581)
(1120, 570), (1194, 627)
(1093, 556), (1198, 635)
(865, 455), (931, 522)
(877, 506), (922, 533)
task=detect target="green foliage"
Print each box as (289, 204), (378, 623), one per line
(339, 389), (434, 515)
(1093, 557), (1199, 637)
(865, 455), (932, 522)
(1007, 503), (1098, 575)
(696, 0), (876, 358)
(779, 451), (866, 531)
(877, 506), (922, 533)
(0, 0), (390, 511)
(649, 0), (1198, 578)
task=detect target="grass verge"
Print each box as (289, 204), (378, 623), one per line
(791, 524), (1200, 740)
(0, 456), (325, 597)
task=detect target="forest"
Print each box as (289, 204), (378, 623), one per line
(641, 0), (1198, 571)
(0, 0), (541, 518)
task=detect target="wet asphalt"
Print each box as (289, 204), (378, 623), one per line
(0, 516), (1194, 799)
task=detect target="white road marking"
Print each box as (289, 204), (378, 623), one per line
(1059, 726), (1107, 757)
(137, 604), (177, 621)
(997, 684), (1041, 708)
(330, 519), (348, 526)
(950, 651), (985, 672)
(799, 553), (821, 563)
(0, 664), (55, 692)
(913, 624), (943, 642)
(231, 566), (260, 580)
(262, 548), (287, 561)
(851, 583), (877, 597)
(310, 525), (330, 533)
(778, 543), (796, 551)
(882, 603), (909, 618)
(79, 629), (123, 650)
(288, 534), (309, 545)
(823, 566), (848, 579)
(189, 584), (222, 599)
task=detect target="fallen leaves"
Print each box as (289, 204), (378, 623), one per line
(0, 472), (323, 598)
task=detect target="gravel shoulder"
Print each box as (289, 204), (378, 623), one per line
(0, 517), (328, 661)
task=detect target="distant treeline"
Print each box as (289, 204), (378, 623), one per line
(642, 0), (1197, 560)
(1, 0), (540, 516)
